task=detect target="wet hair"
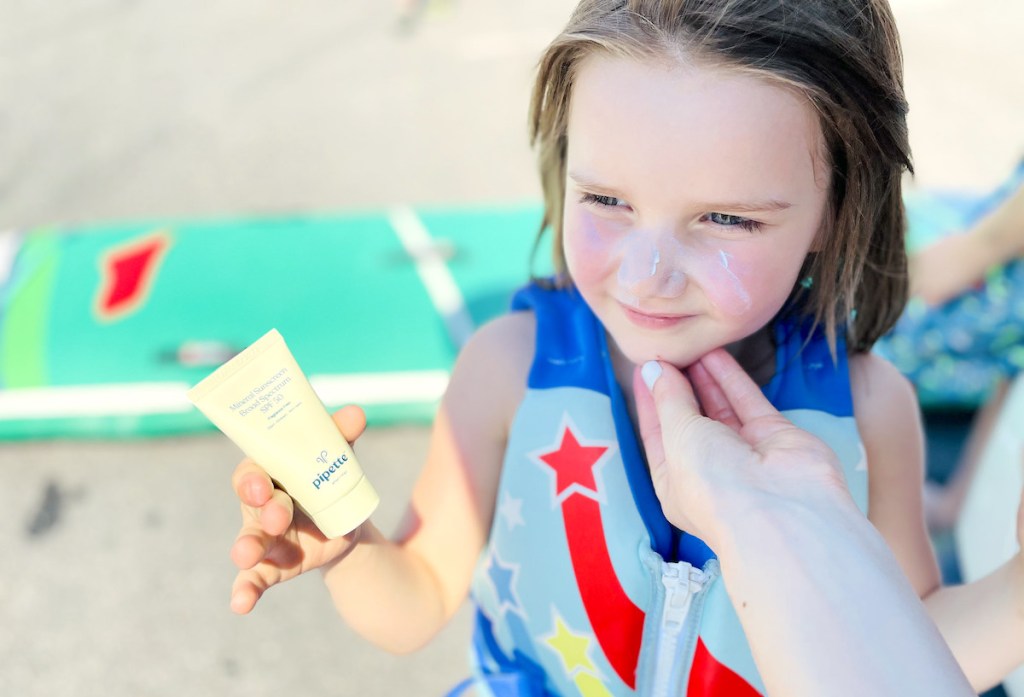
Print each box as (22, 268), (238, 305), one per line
(529, 0), (912, 353)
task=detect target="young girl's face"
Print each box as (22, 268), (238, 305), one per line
(562, 54), (829, 370)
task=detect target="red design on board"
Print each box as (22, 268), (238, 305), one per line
(537, 422), (644, 688)
(95, 231), (171, 321)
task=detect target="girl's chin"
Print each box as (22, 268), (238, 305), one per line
(611, 341), (708, 372)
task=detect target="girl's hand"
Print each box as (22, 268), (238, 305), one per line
(634, 349), (850, 552)
(228, 404), (367, 614)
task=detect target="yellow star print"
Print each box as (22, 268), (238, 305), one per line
(574, 672), (615, 697)
(544, 615), (597, 676)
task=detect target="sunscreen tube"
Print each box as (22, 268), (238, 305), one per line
(187, 329), (379, 538)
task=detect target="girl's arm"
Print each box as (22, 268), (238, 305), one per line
(322, 312), (531, 651)
(852, 353), (1024, 691)
(232, 312), (535, 653)
(851, 353), (940, 597)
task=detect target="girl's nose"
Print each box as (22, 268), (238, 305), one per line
(615, 232), (687, 299)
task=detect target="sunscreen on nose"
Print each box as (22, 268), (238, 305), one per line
(187, 329), (379, 538)
(615, 231), (687, 298)
(616, 232), (660, 288)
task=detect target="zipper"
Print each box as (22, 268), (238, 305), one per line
(648, 561), (706, 697)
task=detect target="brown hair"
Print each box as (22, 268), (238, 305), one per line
(529, 0), (911, 353)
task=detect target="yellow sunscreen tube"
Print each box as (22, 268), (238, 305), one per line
(187, 329), (379, 538)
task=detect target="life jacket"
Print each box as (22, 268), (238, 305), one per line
(460, 283), (868, 696)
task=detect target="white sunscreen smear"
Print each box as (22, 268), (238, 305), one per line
(188, 329), (379, 538)
(717, 250), (752, 312)
(616, 231), (687, 299)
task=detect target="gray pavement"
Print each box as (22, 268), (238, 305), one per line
(1, 1), (1022, 696)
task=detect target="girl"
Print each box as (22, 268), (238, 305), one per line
(229, 0), (1024, 694)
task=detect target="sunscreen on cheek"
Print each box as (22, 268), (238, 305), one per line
(187, 329), (379, 538)
(700, 249), (752, 316)
(569, 211), (624, 285)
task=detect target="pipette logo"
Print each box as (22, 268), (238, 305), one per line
(313, 450), (349, 490)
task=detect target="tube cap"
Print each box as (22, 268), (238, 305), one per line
(310, 476), (380, 538)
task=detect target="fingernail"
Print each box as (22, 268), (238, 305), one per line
(641, 361), (662, 391)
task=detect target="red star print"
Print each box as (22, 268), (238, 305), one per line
(538, 425), (608, 499)
(537, 421), (640, 687)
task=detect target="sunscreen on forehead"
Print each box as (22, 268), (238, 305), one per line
(188, 329), (379, 538)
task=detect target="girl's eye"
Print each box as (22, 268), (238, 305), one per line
(706, 211), (763, 232)
(579, 193), (631, 210)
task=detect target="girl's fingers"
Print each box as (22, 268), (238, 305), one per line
(332, 404), (368, 443)
(231, 488), (295, 568)
(232, 402), (364, 512)
(230, 533), (265, 571)
(231, 569), (273, 615)
(260, 488), (294, 536)
(231, 511), (272, 570)
(232, 458), (294, 534)
(227, 403), (366, 616)
(232, 459), (274, 508)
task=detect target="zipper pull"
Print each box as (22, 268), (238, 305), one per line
(661, 563), (703, 630)
(649, 563), (706, 697)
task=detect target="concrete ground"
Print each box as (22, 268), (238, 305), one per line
(1, 1), (1022, 696)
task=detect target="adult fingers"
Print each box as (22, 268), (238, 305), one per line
(687, 359), (742, 433)
(698, 349), (782, 426)
(634, 363), (666, 469)
(332, 404), (367, 443)
(634, 360), (703, 461)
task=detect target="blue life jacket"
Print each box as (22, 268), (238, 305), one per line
(458, 283), (867, 696)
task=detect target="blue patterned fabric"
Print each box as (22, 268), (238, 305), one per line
(457, 283), (867, 696)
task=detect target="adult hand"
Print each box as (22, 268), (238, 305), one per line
(229, 404), (367, 614)
(633, 348), (849, 551)
(635, 350), (975, 696)
(909, 232), (990, 306)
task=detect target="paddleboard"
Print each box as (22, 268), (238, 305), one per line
(0, 205), (547, 439)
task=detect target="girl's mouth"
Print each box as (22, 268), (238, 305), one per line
(618, 303), (693, 329)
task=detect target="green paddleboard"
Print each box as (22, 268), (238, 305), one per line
(0, 205), (548, 440)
